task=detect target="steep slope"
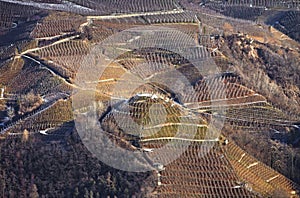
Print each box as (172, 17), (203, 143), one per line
(0, 1), (300, 197)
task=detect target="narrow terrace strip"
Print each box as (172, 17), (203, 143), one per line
(143, 123), (208, 130)
(140, 137), (219, 142)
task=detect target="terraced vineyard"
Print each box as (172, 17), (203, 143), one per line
(85, 36), (300, 196)
(147, 142), (259, 197)
(0, 1), (40, 31)
(272, 11), (300, 42)
(202, 0), (300, 9)
(225, 141), (299, 197)
(0, 0), (300, 197)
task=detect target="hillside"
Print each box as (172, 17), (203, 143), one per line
(0, 0), (300, 197)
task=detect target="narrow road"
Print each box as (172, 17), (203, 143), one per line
(86, 9), (184, 20)
(21, 53), (121, 101)
(0, 0), (94, 13)
(20, 54), (73, 86)
(19, 35), (80, 55)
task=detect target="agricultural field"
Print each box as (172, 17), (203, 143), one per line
(0, 0), (300, 197)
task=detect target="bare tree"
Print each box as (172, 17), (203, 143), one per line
(18, 90), (43, 115)
(7, 107), (15, 120)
